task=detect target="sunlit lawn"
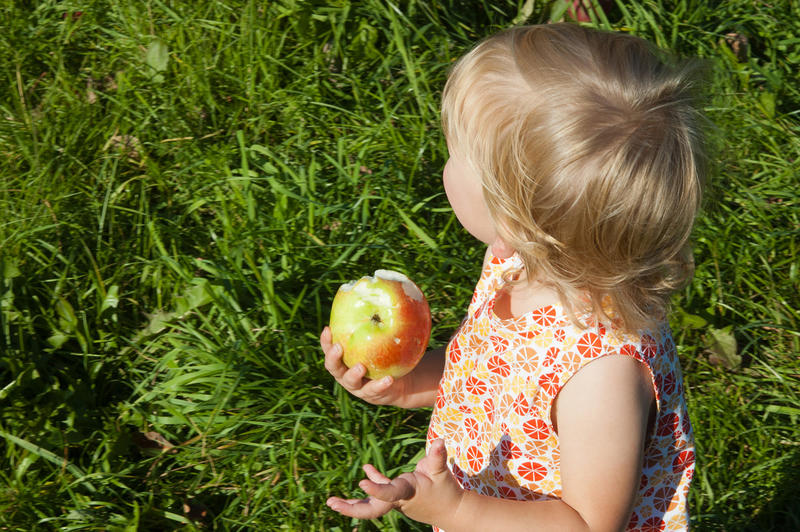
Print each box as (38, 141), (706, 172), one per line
(1, 1), (798, 530)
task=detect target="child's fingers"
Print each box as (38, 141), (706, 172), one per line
(322, 327), (399, 403)
(418, 439), (449, 475)
(322, 331), (348, 378)
(338, 363), (367, 389)
(320, 326), (332, 346)
(321, 328), (371, 390)
(359, 476), (416, 503)
(320, 327), (339, 356)
(360, 375), (393, 396)
(327, 497), (366, 505)
(326, 496), (393, 519)
(363, 463), (391, 484)
(323, 347), (345, 377)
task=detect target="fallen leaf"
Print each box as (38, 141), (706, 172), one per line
(706, 326), (740, 369)
(145, 38), (169, 83)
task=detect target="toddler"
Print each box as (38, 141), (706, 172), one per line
(322, 23), (705, 531)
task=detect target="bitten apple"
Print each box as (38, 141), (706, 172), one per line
(329, 270), (431, 379)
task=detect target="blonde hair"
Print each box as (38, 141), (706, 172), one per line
(442, 24), (707, 332)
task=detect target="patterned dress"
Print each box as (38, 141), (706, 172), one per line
(427, 252), (694, 531)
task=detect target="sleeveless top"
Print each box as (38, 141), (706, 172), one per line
(427, 252), (694, 531)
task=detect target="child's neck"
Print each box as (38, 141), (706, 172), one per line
(494, 275), (561, 320)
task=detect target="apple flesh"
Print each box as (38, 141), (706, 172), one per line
(329, 270), (431, 380)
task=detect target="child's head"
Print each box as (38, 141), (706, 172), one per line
(442, 23), (707, 331)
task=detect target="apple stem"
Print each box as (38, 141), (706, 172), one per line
(370, 314), (382, 324)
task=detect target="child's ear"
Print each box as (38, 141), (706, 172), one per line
(490, 237), (515, 259)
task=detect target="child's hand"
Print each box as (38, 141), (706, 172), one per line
(326, 439), (464, 526)
(321, 326), (409, 406)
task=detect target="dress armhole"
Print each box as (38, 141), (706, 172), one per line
(635, 356), (661, 448)
(543, 348), (661, 439)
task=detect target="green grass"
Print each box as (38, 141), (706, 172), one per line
(1, 0), (798, 530)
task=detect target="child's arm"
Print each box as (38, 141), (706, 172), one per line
(322, 327), (446, 409)
(328, 354), (654, 531)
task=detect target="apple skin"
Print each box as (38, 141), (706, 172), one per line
(329, 270), (431, 380)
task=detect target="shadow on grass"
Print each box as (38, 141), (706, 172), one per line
(747, 447), (800, 530)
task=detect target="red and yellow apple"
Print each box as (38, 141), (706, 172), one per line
(329, 269), (431, 379)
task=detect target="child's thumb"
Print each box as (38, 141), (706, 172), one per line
(427, 439), (449, 473)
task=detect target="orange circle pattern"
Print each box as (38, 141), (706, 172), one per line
(428, 253), (694, 531)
